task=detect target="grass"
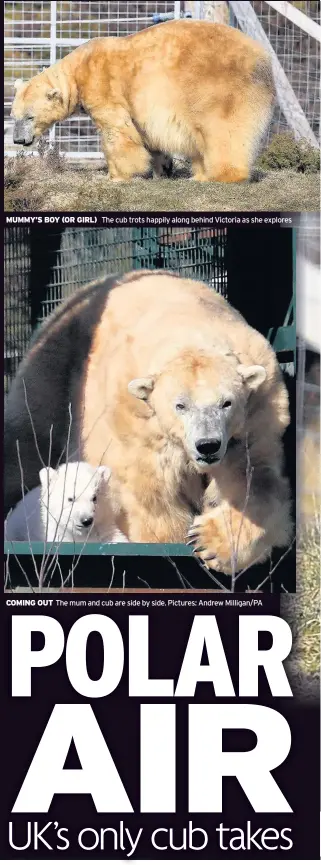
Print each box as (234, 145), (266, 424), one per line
(296, 521), (320, 676)
(283, 517), (320, 700)
(285, 381), (320, 691)
(4, 152), (320, 212)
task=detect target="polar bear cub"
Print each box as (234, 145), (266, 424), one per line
(5, 461), (128, 544)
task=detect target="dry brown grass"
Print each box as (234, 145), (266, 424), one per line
(4, 153), (320, 212)
(283, 517), (320, 696)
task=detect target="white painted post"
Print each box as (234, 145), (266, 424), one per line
(200, 2), (229, 24)
(174, 2), (181, 18)
(229, 0), (319, 146)
(184, 1), (201, 17)
(49, 1), (57, 146)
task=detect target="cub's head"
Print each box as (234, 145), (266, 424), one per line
(11, 75), (65, 146)
(39, 462), (111, 540)
(128, 351), (266, 472)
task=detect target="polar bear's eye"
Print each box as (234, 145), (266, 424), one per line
(222, 400), (232, 409)
(92, 495), (97, 503)
(176, 402), (187, 412)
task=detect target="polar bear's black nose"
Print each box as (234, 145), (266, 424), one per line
(196, 438), (221, 458)
(81, 516), (93, 527)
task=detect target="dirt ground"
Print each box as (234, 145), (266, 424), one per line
(4, 156), (320, 212)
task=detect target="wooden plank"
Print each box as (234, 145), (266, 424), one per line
(229, 0), (319, 146)
(265, 1), (321, 42)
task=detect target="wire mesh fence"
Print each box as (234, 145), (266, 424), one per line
(4, 225), (32, 395)
(4, 225), (298, 393)
(4, 225), (229, 389)
(226, 1), (320, 145)
(4, 1), (179, 156)
(4, 1), (320, 157)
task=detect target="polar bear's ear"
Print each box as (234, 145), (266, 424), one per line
(46, 88), (63, 104)
(14, 79), (24, 93)
(128, 377), (155, 400)
(39, 467), (56, 486)
(237, 364), (266, 391)
(97, 466), (111, 483)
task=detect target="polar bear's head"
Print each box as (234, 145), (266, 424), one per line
(39, 462), (111, 541)
(128, 350), (266, 472)
(11, 74), (66, 146)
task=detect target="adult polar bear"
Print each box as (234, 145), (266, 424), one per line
(11, 19), (274, 183)
(4, 271), (292, 575)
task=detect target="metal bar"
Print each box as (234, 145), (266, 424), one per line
(185, 1), (201, 17)
(228, 0), (319, 146)
(5, 32), (155, 47)
(297, 337), (306, 438)
(283, 296), (294, 327)
(50, 2), (57, 65)
(292, 228), (297, 373)
(4, 542), (193, 557)
(267, 325), (296, 353)
(49, 1), (57, 145)
(5, 38), (53, 44)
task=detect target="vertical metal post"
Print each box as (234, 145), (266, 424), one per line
(49, 1), (57, 145)
(174, 2), (181, 18)
(192, 2), (202, 17)
(292, 227), (297, 375)
(228, 1), (235, 26)
(184, 1), (201, 16)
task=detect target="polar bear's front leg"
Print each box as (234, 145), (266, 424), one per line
(187, 505), (269, 576)
(187, 468), (292, 577)
(97, 109), (151, 180)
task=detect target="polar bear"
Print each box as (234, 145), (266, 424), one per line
(5, 461), (128, 544)
(11, 19), (274, 182)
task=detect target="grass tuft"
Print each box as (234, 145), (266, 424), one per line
(4, 142), (320, 212)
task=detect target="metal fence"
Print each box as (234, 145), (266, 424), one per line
(4, 225), (229, 388)
(4, 1), (179, 156)
(4, 1), (320, 157)
(4, 223), (297, 387)
(226, 1), (320, 145)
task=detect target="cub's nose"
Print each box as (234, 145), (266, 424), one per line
(13, 135), (26, 144)
(81, 516), (93, 528)
(195, 438), (222, 458)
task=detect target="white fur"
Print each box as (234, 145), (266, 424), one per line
(5, 461), (128, 544)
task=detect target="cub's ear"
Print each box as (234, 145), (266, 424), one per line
(14, 79), (24, 93)
(238, 364), (266, 391)
(39, 467), (57, 486)
(46, 88), (63, 104)
(97, 466), (112, 483)
(128, 376), (155, 400)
